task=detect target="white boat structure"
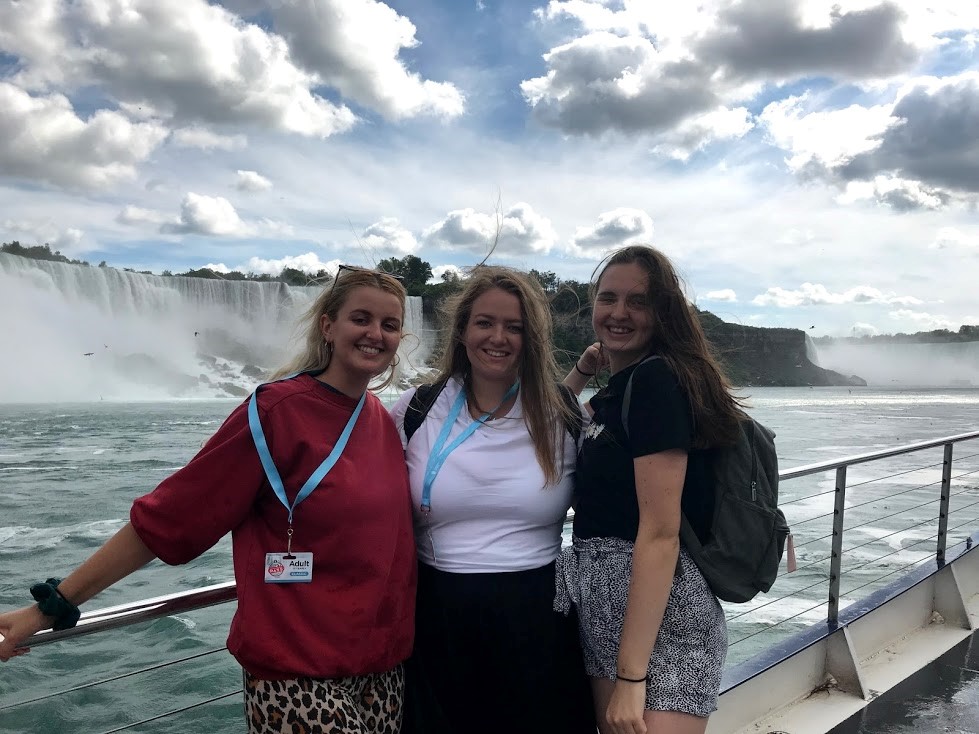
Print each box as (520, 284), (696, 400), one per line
(3, 429), (978, 733)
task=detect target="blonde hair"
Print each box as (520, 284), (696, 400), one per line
(272, 269), (407, 391)
(434, 266), (572, 485)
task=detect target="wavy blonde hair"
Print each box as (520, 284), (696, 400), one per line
(272, 269), (407, 391)
(433, 266), (573, 485)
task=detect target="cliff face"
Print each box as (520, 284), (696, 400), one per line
(550, 307), (865, 387)
(698, 312), (866, 387)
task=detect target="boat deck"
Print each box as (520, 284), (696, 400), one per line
(830, 627), (979, 734)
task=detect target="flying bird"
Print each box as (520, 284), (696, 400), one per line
(809, 325), (815, 329)
(83, 352), (94, 356)
(194, 331), (199, 337)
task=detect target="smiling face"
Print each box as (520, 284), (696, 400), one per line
(319, 285), (404, 394)
(462, 287), (524, 387)
(592, 262), (654, 373)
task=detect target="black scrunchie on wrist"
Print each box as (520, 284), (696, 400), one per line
(30, 578), (81, 631)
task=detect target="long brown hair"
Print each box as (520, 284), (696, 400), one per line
(592, 245), (743, 448)
(434, 266), (572, 485)
(272, 269), (407, 391)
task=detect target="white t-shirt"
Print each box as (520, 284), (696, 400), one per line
(389, 377), (581, 573)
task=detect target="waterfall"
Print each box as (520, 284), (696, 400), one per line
(399, 294), (438, 379)
(816, 340), (979, 387)
(804, 335), (820, 366)
(0, 253), (431, 402)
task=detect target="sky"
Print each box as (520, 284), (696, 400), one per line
(1, 0), (978, 337)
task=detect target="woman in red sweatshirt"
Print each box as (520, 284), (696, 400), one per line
(0, 267), (417, 734)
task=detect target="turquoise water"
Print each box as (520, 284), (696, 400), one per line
(1, 388), (978, 733)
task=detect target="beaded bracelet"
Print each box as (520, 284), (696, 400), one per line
(30, 578), (81, 631)
(574, 362), (595, 377)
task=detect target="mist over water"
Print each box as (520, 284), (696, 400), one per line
(0, 254), (434, 403)
(813, 340), (979, 387)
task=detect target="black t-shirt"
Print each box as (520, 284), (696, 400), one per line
(573, 357), (714, 543)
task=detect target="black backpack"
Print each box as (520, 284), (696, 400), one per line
(403, 379), (583, 445)
(621, 357), (788, 603)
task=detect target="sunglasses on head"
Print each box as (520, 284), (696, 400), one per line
(330, 264), (405, 291)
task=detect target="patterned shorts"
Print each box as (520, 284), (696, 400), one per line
(243, 664), (405, 734)
(555, 536), (728, 717)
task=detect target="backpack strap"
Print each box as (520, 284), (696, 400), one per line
(403, 379), (448, 444)
(620, 355), (662, 439)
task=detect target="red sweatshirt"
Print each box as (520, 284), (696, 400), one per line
(130, 374), (416, 679)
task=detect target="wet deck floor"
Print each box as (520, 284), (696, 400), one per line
(830, 629), (979, 734)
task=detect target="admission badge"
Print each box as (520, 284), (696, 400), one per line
(264, 552), (314, 583)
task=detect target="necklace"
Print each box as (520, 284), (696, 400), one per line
(467, 392), (511, 421)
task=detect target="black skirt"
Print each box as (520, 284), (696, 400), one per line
(402, 560), (596, 734)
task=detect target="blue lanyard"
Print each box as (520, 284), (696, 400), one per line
(248, 377), (366, 525)
(421, 381), (518, 513)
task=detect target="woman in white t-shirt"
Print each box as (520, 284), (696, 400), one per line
(389, 266), (595, 734)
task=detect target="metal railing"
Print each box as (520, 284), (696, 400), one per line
(3, 429), (979, 732)
(722, 429), (979, 660)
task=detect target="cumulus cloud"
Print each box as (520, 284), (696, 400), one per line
(201, 262), (231, 274)
(240, 253), (342, 276)
(760, 95), (897, 172)
(2, 219), (83, 249)
(268, 0), (465, 120)
(763, 73), (979, 206)
(839, 73), (979, 197)
(888, 309), (958, 331)
(161, 193), (248, 236)
(257, 218), (295, 236)
(836, 175), (948, 211)
(704, 289), (737, 302)
(521, 32), (718, 137)
(424, 203), (558, 256)
(235, 170), (273, 192)
(651, 106), (754, 160)
(117, 206), (169, 226)
(0, 0), (357, 138)
(0, 82), (168, 189)
(362, 217), (419, 254)
(698, 0), (918, 81)
(752, 282), (924, 307)
(569, 208), (653, 256)
(523, 1), (921, 142)
(431, 264), (465, 283)
(172, 127), (248, 151)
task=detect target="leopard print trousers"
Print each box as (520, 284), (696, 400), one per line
(243, 664), (404, 734)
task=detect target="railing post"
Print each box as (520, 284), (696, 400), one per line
(828, 465), (847, 625)
(937, 443), (953, 564)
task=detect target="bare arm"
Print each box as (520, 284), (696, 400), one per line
(606, 450), (687, 734)
(0, 522), (156, 661)
(563, 342), (605, 397)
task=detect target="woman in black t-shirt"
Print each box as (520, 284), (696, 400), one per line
(560, 245), (745, 734)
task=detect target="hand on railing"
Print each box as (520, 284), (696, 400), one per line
(0, 605), (52, 662)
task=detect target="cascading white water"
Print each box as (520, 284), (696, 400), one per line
(0, 253), (433, 402)
(815, 340), (979, 387)
(398, 295), (437, 379)
(804, 334), (820, 366)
